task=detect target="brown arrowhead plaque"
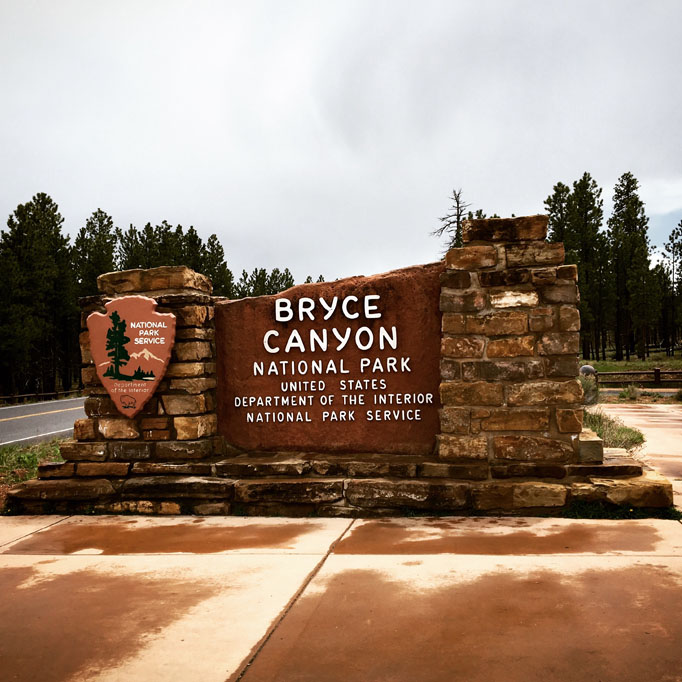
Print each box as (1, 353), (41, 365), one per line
(87, 296), (176, 418)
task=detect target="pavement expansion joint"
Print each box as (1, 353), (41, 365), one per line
(231, 518), (356, 682)
(0, 515), (72, 549)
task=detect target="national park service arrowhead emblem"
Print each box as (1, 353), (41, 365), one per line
(87, 296), (176, 417)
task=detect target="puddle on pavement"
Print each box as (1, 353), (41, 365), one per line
(0, 566), (217, 682)
(334, 520), (659, 555)
(239, 565), (682, 682)
(4, 521), (319, 555)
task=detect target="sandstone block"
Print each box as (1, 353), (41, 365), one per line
(446, 245), (497, 270)
(541, 284), (578, 304)
(492, 435), (573, 461)
(440, 358), (461, 381)
(579, 428), (604, 463)
(440, 290), (487, 313)
(176, 327), (215, 340)
(438, 434), (488, 460)
(439, 270), (472, 289)
(529, 307), (555, 332)
(156, 439), (214, 460)
(441, 336), (485, 358)
(74, 419), (97, 441)
(592, 471), (673, 508)
(538, 332), (580, 355)
(482, 408), (550, 431)
(506, 242), (564, 267)
(140, 417), (170, 430)
(507, 380), (583, 406)
(478, 359), (544, 381)
(556, 408), (583, 433)
(121, 476), (233, 499)
(465, 311), (527, 335)
(81, 366), (98, 386)
(84, 396), (119, 417)
(97, 266), (212, 295)
(490, 291), (539, 308)
(174, 305), (209, 327)
(79, 331), (92, 364)
(419, 462), (489, 480)
(544, 355), (580, 377)
(9, 478), (115, 500)
(235, 478), (344, 504)
(165, 362), (208, 378)
(530, 267), (557, 286)
(440, 381), (504, 406)
(442, 313), (466, 334)
(193, 502), (231, 515)
(512, 482), (567, 508)
(132, 462), (213, 476)
(38, 462), (75, 479)
(169, 377), (217, 394)
(462, 362), (478, 380)
(162, 394), (207, 415)
(98, 418), (140, 440)
(143, 429), (171, 441)
(345, 479), (469, 510)
(557, 264), (578, 281)
(491, 463), (567, 479)
(472, 482), (514, 510)
(109, 441), (152, 461)
(77, 462), (130, 477)
(174, 414), (218, 440)
(559, 306), (581, 331)
(59, 441), (107, 462)
(173, 341), (212, 362)
(478, 269), (531, 287)
(487, 336), (535, 357)
(462, 215), (548, 243)
(440, 407), (470, 434)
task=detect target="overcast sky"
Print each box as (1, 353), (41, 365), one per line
(1, 0), (681, 282)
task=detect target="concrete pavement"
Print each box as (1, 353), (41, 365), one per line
(2, 514), (682, 682)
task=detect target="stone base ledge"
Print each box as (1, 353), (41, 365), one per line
(7, 469), (673, 516)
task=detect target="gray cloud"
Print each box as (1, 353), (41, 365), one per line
(1, 0), (681, 281)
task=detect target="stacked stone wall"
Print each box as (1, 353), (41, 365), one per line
(7, 223), (673, 515)
(438, 216), (584, 486)
(26, 266), (224, 513)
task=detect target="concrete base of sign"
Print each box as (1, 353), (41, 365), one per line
(8, 446), (673, 516)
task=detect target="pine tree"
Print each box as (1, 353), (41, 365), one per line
(608, 172), (651, 360)
(201, 234), (234, 297)
(0, 193), (77, 394)
(664, 221), (682, 353)
(73, 209), (117, 296)
(544, 182), (572, 243)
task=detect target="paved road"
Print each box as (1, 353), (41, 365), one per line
(0, 397), (86, 446)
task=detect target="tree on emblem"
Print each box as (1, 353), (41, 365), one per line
(103, 310), (131, 380)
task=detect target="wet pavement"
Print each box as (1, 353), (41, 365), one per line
(2, 404), (682, 681)
(2, 514), (682, 682)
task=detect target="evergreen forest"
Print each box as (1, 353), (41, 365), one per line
(0, 193), (323, 397)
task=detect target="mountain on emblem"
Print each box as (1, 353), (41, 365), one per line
(87, 296), (176, 417)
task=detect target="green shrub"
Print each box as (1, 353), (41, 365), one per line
(579, 374), (599, 405)
(584, 409), (644, 451)
(675, 388), (682, 402)
(618, 384), (641, 401)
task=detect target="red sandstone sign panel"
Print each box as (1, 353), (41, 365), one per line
(87, 296), (176, 418)
(216, 263), (444, 455)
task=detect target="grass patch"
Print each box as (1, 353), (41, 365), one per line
(618, 384), (641, 401)
(584, 409), (645, 451)
(585, 352), (682, 373)
(0, 438), (65, 485)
